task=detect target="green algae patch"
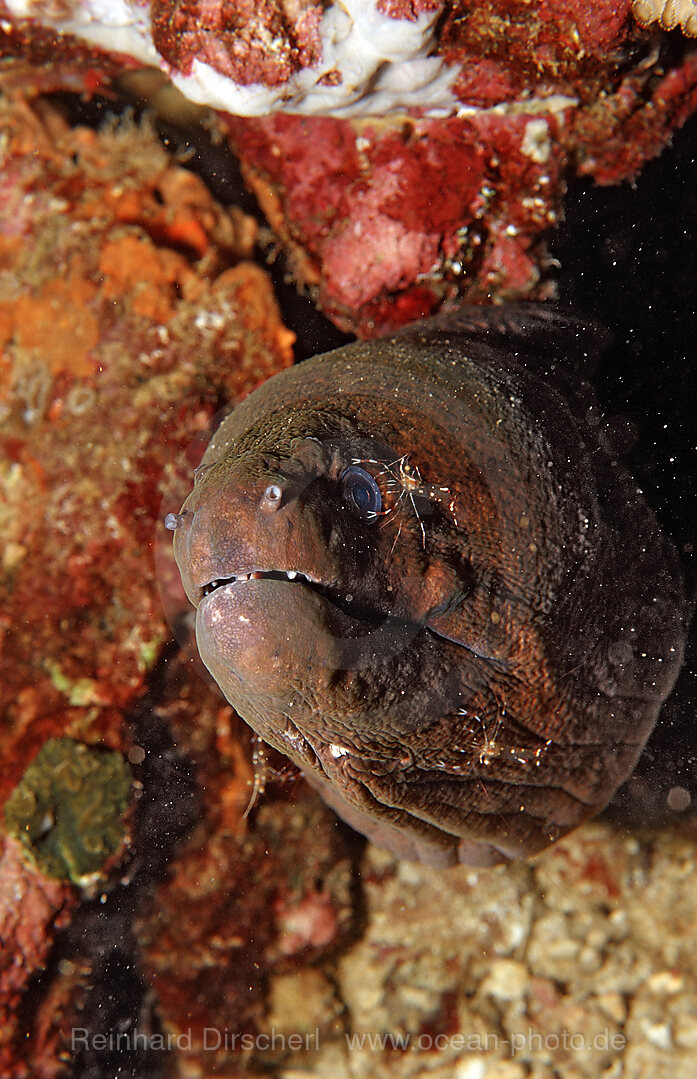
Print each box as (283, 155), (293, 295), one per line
(46, 661), (103, 707)
(3, 738), (132, 886)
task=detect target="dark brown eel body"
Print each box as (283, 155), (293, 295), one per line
(170, 306), (689, 867)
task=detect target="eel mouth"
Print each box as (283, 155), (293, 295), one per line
(201, 568), (318, 598)
(199, 569), (388, 627)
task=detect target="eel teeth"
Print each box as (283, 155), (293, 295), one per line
(202, 570), (314, 597)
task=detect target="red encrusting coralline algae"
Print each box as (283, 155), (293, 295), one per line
(0, 88), (323, 1076)
(3, 0), (697, 332)
(2, 0), (697, 331)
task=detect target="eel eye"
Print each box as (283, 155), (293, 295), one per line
(261, 482), (284, 514)
(341, 466), (382, 520)
(264, 483), (283, 504)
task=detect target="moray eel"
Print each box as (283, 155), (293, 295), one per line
(168, 306), (688, 867)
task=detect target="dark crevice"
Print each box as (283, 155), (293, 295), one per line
(52, 643), (202, 1079)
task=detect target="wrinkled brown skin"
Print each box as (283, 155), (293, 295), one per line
(172, 307), (688, 867)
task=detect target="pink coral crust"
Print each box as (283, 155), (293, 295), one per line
(377, 0), (443, 19)
(151, 0), (324, 86)
(225, 33), (697, 333)
(226, 109), (566, 333)
(0, 835), (75, 1075)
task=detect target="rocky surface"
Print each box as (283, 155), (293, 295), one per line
(3, 3), (697, 331)
(0, 85), (295, 1076)
(259, 821), (697, 1079)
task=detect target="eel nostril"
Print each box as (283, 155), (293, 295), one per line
(164, 510), (194, 532)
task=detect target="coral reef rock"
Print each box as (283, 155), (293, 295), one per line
(3, 2), (697, 331)
(0, 84), (293, 1077)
